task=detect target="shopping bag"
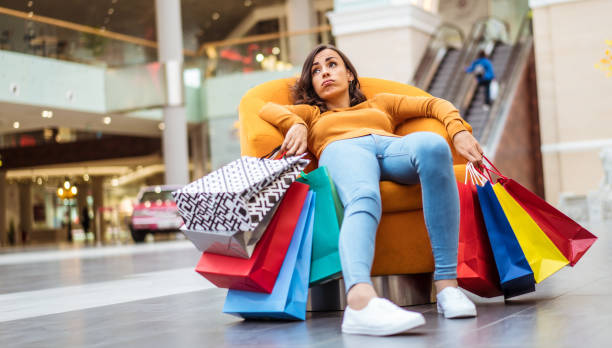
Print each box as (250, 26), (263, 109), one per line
(457, 164), (503, 298)
(297, 166), (343, 285)
(173, 155), (309, 258)
(223, 191), (315, 320)
(492, 184), (569, 283)
(499, 178), (597, 266)
(489, 79), (499, 100)
(195, 182), (310, 293)
(477, 180), (535, 299)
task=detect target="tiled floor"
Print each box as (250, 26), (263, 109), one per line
(0, 221), (610, 347)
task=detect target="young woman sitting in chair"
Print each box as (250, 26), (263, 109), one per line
(259, 44), (483, 336)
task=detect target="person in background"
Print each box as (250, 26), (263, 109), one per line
(260, 44), (482, 336)
(81, 207), (91, 236)
(466, 50), (495, 109)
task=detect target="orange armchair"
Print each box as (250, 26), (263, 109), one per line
(238, 77), (470, 278)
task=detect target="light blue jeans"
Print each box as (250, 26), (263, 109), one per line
(318, 133), (460, 292)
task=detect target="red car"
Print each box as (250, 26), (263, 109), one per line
(130, 185), (184, 242)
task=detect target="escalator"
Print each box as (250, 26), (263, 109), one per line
(427, 49), (462, 98)
(463, 43), (513, 139)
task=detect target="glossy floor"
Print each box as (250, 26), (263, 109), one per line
(0, 221), (610, 347)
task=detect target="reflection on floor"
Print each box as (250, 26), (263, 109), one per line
(0, 221), (610, 347)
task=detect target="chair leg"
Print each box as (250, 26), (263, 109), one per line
(307, 273), (435, 311)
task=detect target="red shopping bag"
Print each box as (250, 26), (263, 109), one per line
(499, 178), (596, 266)
(479, 156), (597, 267)
(195, 181), (310, 293)
(457, 164), (503, 298)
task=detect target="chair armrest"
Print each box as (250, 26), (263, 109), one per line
(395, 118), (472, 165)
(238, 96), (284, 157)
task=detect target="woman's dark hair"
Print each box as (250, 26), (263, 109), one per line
(291, 44), (366, 113)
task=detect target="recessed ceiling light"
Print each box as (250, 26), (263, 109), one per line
(27, 1), (33, 8)
(212, 12), (220, 21)
(108, 8), (114, 15)
(256, 53), (264, 62)
(272, 47), (280, 55)
(158, 122), (165, 131)
(13, 121), (20, 129)
(103, 116), (112, 125)
(41, 110), (53, 118)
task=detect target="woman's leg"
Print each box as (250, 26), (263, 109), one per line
(376, 133), (460, 288)
(318, 136), (381, 309)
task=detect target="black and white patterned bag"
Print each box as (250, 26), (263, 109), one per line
(173, 155), (309, 258)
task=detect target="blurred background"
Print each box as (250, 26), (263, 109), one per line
(0, 0), (610, 248)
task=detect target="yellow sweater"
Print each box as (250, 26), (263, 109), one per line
(259, 93), (468, 159)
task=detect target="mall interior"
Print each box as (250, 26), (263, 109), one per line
(0, 0), (611, 346)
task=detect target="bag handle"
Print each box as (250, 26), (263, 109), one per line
(260, 145), (287, 160)
(465, 162), (487, 186)
(481, 155), (507, 181)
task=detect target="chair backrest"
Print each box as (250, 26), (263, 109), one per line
(241, 77), (432, 105)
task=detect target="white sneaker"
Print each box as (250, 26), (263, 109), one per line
(341, 297), (426, 336)
(436, 287), (477, 319)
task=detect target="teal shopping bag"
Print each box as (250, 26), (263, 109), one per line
(297, 167), (343, 285)
(222, 192), (315, 320)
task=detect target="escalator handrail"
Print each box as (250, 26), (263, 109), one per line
(411, 23), (465, 88)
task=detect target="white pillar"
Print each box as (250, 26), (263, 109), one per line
(286, 0), (317, 65)
(328, 0), (441, 83)
(155, 0), (189, 185)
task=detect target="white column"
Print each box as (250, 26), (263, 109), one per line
(155, 0), (189, 185)
(328, 0), (441, 83)
(286, 0), (317, 65)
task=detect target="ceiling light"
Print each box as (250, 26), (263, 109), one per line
(36, 177), (43, 185)
(212, 12), (220, 21)
(41, 110), (53, 118)
(12, 121), (20, 129)
(158, 122), (165, 131)
(27, 1), (33, 7)
(244, 0), (253, 7)
(111, 178), (119, 187)
(272, 47), (280, 55)
(83, 173), (90, 182)
(108, 8), (114, 15)
(103, 116), (112, 125)
(255, 53), (264, 62)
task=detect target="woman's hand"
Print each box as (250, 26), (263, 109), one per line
(281, 123), (308, 156)
(452, 130), (484, 167)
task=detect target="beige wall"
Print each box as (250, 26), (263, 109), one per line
(532, 0), (612, 203)
(334, 27), (431, 82)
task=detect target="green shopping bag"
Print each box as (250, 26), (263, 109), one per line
(297, 166), (343, 285)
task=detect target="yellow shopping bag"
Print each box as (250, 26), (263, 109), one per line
(492, 183), (569, 283)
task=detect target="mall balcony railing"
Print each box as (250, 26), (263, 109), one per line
(0, 5), (333, 116)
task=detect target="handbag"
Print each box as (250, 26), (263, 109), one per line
(483, 156), (596, 267)
(223, 191), (315, 320)
(477, 179), (535, 299)
(194, 182), (310, 293)
(174, 153), (308, 258)
(457, 163), (503, 298)
(297, 166), (343, 285)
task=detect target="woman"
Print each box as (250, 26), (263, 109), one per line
(259, 44), (483, 336)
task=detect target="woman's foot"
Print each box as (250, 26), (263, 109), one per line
(342, 297), (426, 336)
(436, 286), (477, 319)
(342, 283), (425, 336)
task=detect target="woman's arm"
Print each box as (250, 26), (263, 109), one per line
(258, 103), (315, 135)
(374, 93), (483, 165)
(258, 103), (315, 155)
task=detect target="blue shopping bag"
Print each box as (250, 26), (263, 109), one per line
(477, 181), (535, 299)
(222, 191), (315, 320)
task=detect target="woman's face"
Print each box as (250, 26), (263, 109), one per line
(310, 48), (353, 104)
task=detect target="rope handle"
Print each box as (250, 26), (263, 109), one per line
(465, 162), (488, 186)
(481, 155), (508, 180)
